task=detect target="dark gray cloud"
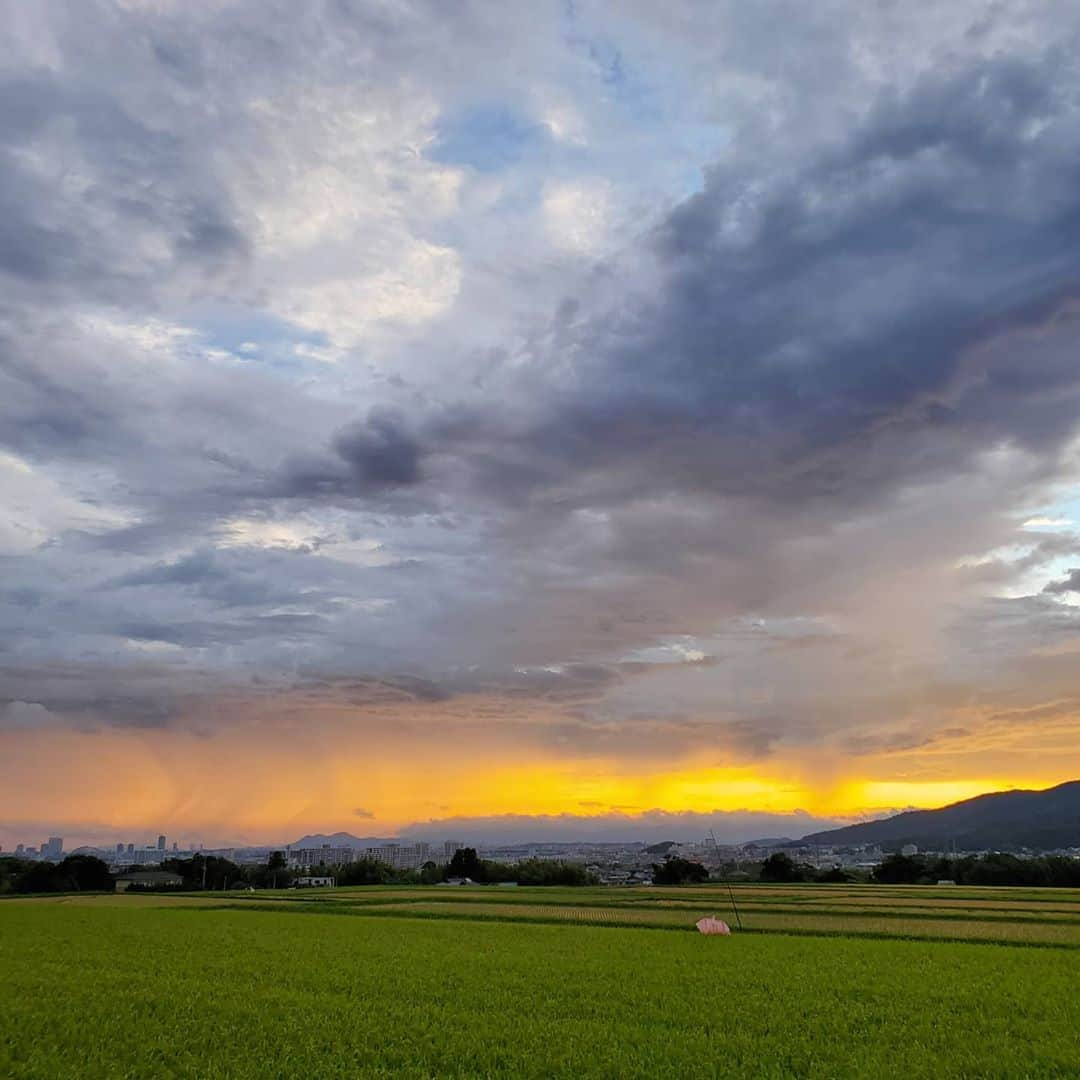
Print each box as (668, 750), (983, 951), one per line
(1, 0), (1080, 803)
(0, 678), (186, 732)
(0, 70), (248, 302)
(231, 46), (1080, 680)
(109, 550), (228, 588)
(1044, 569), (1080, 595)
(403, 55), (1080, 523)
(276, 410), (424, 498)
(841, 727), (971, 757)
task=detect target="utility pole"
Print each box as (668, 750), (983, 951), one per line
(711, 828), (742, 930)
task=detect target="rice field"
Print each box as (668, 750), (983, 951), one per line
(2, 884), (1079, 1077)
(205, 881), (1080, 945)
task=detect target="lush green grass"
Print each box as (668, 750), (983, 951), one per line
(3, 888), (1080, 1077)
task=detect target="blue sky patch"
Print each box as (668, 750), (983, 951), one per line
(428, 104), (550, 173)
(188, 307), (334, 374)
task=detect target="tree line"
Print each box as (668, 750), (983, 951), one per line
(650, 850), (1080, 886)
(0, 847), (597, 894)
(870, 851), (1080, 886)
(0, 855), (114, 894)
(648, 853), (844, 885)
(7, 848), (1075, 894)
(757, 850), (1080, 886)
(327, 848), (597, 887)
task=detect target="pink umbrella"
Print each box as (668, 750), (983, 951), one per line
(696, 916), (731, 935)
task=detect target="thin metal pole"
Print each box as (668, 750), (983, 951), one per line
(725, 876), (742, 931)
(711, 828), (742, 930)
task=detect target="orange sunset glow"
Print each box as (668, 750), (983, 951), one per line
(2, 704), (1075, 848)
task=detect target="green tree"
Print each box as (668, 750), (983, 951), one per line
(760, 853), (806, 883)
(872, 853), (926, 884)
(57, 855), (113, 891)
(652, 856), (709, 885)
(816, 866), (853, 884)
(11, 861), (61, 894)
(419, 860), (444, 884)
(0, 858), (37, 893)
(965, 853), (1045, 887)
(337, 858), (396, 885)
(266, 850), (288, 888)
(161, 854), (241, 889)
(448, 847), (486, 882)
(513, 859), (596, 886)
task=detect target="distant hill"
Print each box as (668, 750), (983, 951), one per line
(644, 841), (677, 855)
(801, 781), (1080, 851)
(288, 832), (396, 849)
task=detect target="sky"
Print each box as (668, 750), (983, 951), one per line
(3, 0), (1080, 849)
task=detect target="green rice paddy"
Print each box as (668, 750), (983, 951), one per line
(2, 884), (1078, 1077)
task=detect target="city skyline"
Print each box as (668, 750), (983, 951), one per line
(3, 778), (1072, 852)
(4, 2), (1080, 846)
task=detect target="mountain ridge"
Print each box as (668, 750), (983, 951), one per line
(801, 781), (1080, 851)
(287, 832), (398, 849)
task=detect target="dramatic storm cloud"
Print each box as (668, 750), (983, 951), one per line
(3, 0), (1080, 846)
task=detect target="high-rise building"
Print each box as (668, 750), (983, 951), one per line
(157, 835), (166, 851)
(127, 843), (135, 854)
(116, 843), (124, 854)
(43, 837), (63, 860)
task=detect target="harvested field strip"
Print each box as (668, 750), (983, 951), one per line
(316, 900), (1080, 946)
(627, 903), (1080, 924)
(727, 911), (1080, 945)
(251, 885), (1080, 907)
(623, 901), (1080, 921)
(723, 890), (1080, 907)
(0, 893), (241, 908)
(256, 891), (1080, 923)
(618, 895), (1080, 913)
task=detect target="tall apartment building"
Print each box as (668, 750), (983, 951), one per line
(287, 846), (358, 868)
(42, 837), (63, 860)
(287, 842), (434, 870)
(363, 843), (430, 869)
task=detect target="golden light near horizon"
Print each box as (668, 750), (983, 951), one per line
(1, 715), (1074, 848)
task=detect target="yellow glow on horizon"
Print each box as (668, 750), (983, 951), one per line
(836, 778), (1050, 813)
(0, 723), (1073, 845)
(394, 763), (817, 820)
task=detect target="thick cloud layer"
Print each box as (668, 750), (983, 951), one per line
(3, 1), (1080, 842)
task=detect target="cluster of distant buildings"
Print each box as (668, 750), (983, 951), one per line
(287, 841), (464, 870)
(3, 834), (201, 866)
(5, 836), (73, 862)
(11, 833), (1074, 881)
(11, 836), (66, 861)
(0, 833), (896, 879)
(1, 835), (469, 872)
